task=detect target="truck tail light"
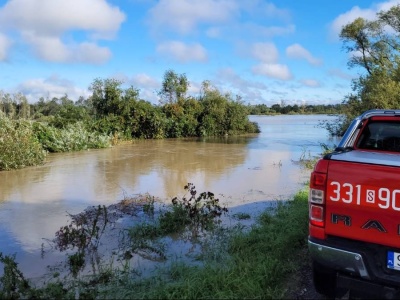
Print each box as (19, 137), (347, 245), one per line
(308, 159), (328, 229)
(310, 204), (324, 227)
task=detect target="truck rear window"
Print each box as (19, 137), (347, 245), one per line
(356, 121), (400, 152)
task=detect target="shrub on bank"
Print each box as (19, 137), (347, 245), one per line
(33, 122), (111, 153)
(0, 116), (46, 171)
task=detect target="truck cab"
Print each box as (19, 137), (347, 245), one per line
(309, 110), (400, 299)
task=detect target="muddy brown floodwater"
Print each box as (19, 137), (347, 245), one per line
(0, 115), (339, 279)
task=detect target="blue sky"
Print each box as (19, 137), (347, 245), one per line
(0, 0), (399, 106)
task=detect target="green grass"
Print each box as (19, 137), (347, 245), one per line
(0, 189), (310, 299)
(98, 190), (309, 299)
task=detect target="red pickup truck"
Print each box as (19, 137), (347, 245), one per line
(309, 110), (400, 299)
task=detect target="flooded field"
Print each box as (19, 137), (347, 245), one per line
(0, 114), (339, 278)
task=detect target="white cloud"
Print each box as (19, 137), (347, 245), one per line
(15, 75), (90, 103)
(330, 6), (375, 39)
(328, 68), (354, 80)
(0, 33), (11, 61)
(251, 42), (279, 63)
(376, 0), (400, 11)
(206, 27), (222, 38)
(300, 79), (320, 87)
(213, 68), (268, 104)
(329, 1), (400, 39)
(286, 44), (322, 66)
(148, 0), (238, 35)
(131, 74), (160, 89)
(216, 67), (268, 89)
(0, 0), (125, 38)
(110, 72), (161, 104)
(156, 41), (208, 63)
(0, 0), (125, 63)
(241, 0), (291, 20)
(73, 43), (112, 64)
(147, 0), (294, 39)
(21, 33), (112, 63)
(242, 23), (295, 38)
(251, 63), (292, 80)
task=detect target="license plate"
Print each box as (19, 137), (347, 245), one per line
(387, 251), (400, 270)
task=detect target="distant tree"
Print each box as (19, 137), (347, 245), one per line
(197, 81), (258, 136)
(14, 93), (30, 119)
(90, 78), (123, 116)
(271, 104), (281, 113)
(0, 92), (16, 118)
(159, 69), (189, 104)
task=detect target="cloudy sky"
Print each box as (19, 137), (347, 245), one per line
(0, 0), (399, 105)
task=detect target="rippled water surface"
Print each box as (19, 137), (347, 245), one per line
(0, 114), (339, 277)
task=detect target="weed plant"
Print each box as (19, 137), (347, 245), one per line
(95, 190), (309, 299)
(298, 143), (335, 169)
(119, 191), (308, 299)
(53, 205), (109, 276)
(0, 188), (309, 299)
(123, 184), (228, 262)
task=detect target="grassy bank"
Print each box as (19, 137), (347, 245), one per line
(110, 189), (309, 299)
(0, 188), (309, 299)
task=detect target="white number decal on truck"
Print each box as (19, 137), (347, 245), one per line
(329, 181), (361, 205)
(329, 181), (400, 209)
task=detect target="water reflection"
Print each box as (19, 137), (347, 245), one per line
(0, 114), (339, 277)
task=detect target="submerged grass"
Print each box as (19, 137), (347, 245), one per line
(98, 190), (309, 299)
(0, 189), (309, 299)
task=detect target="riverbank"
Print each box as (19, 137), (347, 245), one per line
(0, 187), (310, 299)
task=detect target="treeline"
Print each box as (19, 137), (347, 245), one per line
(0, 71), (260, 171)
(247, 103), (345, 115)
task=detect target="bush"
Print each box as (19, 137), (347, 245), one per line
(33, 122), (111, 153)
(0, 116), (46, 171)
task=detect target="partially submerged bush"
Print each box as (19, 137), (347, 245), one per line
(33, 122), (111, 153)
(0, 117), (46, 171)
(0, 186), (309, 299)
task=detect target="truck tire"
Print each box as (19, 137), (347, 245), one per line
(312, 261), (337, 298)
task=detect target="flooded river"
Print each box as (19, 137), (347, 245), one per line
(0, 114), (339, 277)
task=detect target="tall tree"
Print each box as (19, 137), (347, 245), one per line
(14, 93), (30, 119)
(90, 78), (123, 116)
(334, 4), (400, 134)
(159, 70), (189, 104)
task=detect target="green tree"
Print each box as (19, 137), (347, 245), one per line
(88, 78), (145, 139)
(89, 78), (124, 117)
(159, 69), (189, 104)
(270, 104), (281, 114)
(0, 92), (16, 119)
(197, 81), (259, 136)
(14, 93), (30, 119)
(31, 97), (62, 119)
(89, 78), (140, 118)
(334, 4), (400, 134)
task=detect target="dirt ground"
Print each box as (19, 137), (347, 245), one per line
(284, 249), (328, 300)
(285, 250), (353, 300)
